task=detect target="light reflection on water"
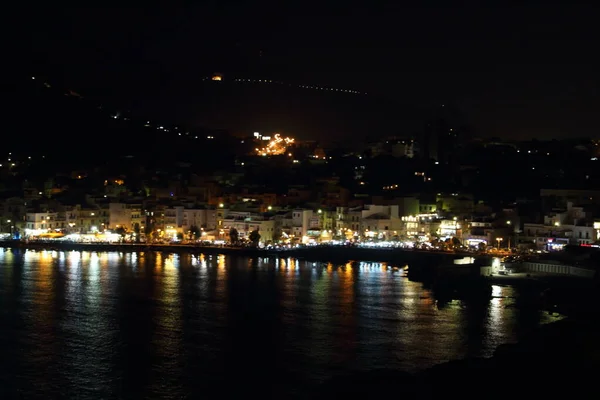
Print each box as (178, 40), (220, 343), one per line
(0, 249), (560, 399)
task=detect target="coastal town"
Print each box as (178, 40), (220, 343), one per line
(3, 76), (600, 259)
(5, 192), (600, 255)
(5, 6), (600, 399)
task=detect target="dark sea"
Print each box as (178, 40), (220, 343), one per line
(0, 249), (559, 399)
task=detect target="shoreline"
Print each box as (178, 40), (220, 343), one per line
(0, 240), (468, 265)
(4, 240), (596, 316)
(2, 240), (594, 294)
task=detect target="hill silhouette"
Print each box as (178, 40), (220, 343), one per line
(2, 74), (234, 171)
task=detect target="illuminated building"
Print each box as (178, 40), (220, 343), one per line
(163, 206), (218, 237)
(222, 212), (275, 243)
(439, 219), (461, 238)
(24, 212), (59, 235)
(401, 215), (420, 237)
(108, 203), (146, 231)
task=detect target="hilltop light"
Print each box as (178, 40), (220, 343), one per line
(255, 133), (295, 156)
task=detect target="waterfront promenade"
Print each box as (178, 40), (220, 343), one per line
(0, 240), (475, 266)
(4, 240), (596, 303)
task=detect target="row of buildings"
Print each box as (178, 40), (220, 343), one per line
(2, 188), (600, 249)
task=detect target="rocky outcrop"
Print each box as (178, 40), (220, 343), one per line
(317, 318), (600, 399)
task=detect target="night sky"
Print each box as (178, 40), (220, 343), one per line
(12, 3), (600, 141)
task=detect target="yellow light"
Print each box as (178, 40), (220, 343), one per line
(255, 133), (295, 156)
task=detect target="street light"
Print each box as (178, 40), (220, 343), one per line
(506, 220), (511, 225)
(496, 237), (503, 249)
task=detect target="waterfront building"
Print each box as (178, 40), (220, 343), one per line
(222, 211), (276, 243)
(163, 206), (219, 238)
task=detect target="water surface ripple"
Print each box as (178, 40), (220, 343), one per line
(0, 249), (557, 398)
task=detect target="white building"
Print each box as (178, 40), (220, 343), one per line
(222, 212), (276, 243)
(523, 202), (598, 250)
(24, 212), (60, 235)
(336, 205), (419, 240)
(291, 209), (315, 239)
(571, 225), (595, 245)
(163, 206), (218, 237)
(357, 205), (402, 239)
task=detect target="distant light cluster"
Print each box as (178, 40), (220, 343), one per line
(255, 133), (295, 156)
(202, 75), (366, 95)
(383, 184), (399, 190)
(0, 150), (44, 169)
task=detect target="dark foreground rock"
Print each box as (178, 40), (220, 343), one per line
(317, 318), (600, 399)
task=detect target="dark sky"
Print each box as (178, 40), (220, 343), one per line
(12, 3), (600, 140)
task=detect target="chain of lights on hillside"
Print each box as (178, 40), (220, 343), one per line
(29, 74), (366, 151)
(30, 76), (207, 140)
(31, 73), (333, 164)
(29, 74), (403, 165)
(204, 74), (367, 95)
(28, 75), (335, 165)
